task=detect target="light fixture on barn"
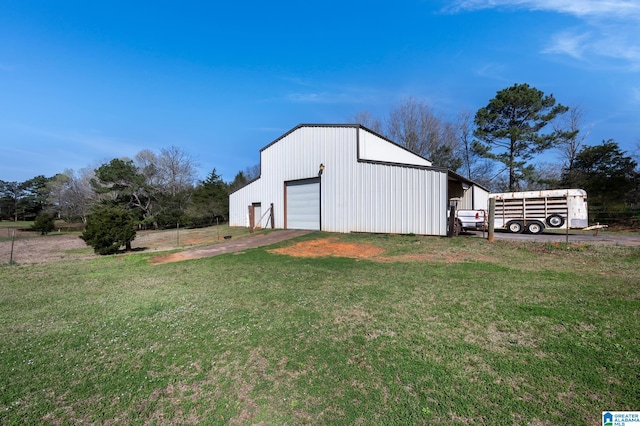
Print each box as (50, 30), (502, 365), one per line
(318, 163), (325, 176)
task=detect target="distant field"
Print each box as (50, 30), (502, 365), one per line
(0, 223), (254, 264)
(1, 231), (638, 424)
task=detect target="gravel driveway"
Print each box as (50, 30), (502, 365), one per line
(465, 229), (640, 247)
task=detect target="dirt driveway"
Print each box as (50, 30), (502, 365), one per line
(149, 230), (311, 264)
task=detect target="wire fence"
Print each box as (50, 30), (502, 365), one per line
(589, 204), (640, 228)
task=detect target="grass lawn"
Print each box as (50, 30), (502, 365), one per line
(1, 232), (638, 424)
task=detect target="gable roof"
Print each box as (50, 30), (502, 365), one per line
(231, 123), (489, 194)
(260, 123), (429, 162)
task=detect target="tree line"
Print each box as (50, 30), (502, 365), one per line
(1, 83), (639, 243)
(0, 146), (257, 227)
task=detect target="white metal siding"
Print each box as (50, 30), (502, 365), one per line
(359, 130), (432, 166)
(472, 186), (490, 210)
(229, 179), (262, 227)
(286, 179), (320, 230)
(263, 126), (357, 231)
(351, 162), (448, 235)
(459, 185), (490, 210)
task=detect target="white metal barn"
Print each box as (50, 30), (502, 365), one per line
(229, 124), (487, 236)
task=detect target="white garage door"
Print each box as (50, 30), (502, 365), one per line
(286, 179), (320, 230)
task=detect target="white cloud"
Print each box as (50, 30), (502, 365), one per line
(474, 62), (510, 80)
(449, 0), (640, 70)
(283, 85), (383, 105)
(542, 30), (591, 59)
(450, 0), (640, 17)
(286, 92), (331, 103)
(9, 123), (143, 159)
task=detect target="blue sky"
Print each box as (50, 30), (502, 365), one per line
(1, 0), (639, 183)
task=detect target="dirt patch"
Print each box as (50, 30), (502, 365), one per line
(269, 237), (498, 264)
(0, 234), (91, 265)
(0, 226), (231, 265)
(148, 251), (199, 265)
(268, 238), (385, 259)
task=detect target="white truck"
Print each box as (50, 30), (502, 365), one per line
(454, 189), (589, 235)
(454, 209), (488, 234)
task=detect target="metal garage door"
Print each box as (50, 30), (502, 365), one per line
(286, 179), (320, 230)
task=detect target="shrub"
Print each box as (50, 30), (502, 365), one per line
(81, 208), (136, 255)
(31, 213), (56, 235)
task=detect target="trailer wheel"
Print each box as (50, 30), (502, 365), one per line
(507, 221), (524, 233)
(526, 221), (545, 235)
(546, 214), (565, 228)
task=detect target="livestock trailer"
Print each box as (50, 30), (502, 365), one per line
(489, 189), (588, 234)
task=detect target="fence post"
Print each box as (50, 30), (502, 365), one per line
(9, 230), (16, 264)
(488, 198), (495, 243)
(447, 205), (456, 238)
(270, 203), (275, 229)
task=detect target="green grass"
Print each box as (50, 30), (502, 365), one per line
(1, 233), (638, 425)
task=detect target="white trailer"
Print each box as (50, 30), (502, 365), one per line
(489, 189), (588, 234)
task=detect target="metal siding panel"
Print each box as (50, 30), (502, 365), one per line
(350, 161), (446, 236)
(359, 130), (432, 166)
(320, 127), (357, 233)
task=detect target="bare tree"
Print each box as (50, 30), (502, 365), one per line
(470, 159), (500, 191)
(158, 146), (198, 196)
(47, 168), (96, 223)
(351, 110), (383, 134)
(456, 111), (475, 179)
(387, 97), (437, 157)
(135, 149), (162, 189)
(386, 97), (461, 169)
(135, 146), (198, 197)
(132, 146), (199, 227)
(554, 105), (591, 174)
(72, 167), (97, 223)
(244, 164), (261, 181)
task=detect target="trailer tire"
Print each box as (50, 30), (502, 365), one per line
(526, 221), (545, 235)
(507, 221), (524, 233)
(546, 214), (565, 228)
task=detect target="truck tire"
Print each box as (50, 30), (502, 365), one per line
(449, 219), (462, 236)
(455, 219), (462, 236)
(507, 221), (524, 233)
(526, 221), (545, 235)
(546, 214), (565, 228)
